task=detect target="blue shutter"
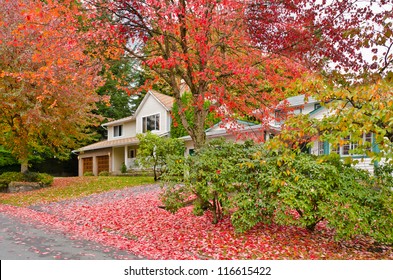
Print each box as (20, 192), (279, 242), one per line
(323, 141), (330, 155)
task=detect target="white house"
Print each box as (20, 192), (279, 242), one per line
(76, 89), (279, 176)
(76, 90), (379, 176)
(76, 90), (174, 176)
(280, 95), (380, 173)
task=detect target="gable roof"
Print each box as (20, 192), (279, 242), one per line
(149, 90), (174, 110)
(133, 90), (175, 118)
(103, 115), (136, 127)
(102, 90), (174, 127)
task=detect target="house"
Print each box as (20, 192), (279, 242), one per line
(180, 120), (279, 156)
(280, 95), (380, 173)
(76, 89), (278, 176)
(76, 90), (174, 176)
(76, 89), (379, 176)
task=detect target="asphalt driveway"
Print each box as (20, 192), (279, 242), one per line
(0, 211), (143, 260)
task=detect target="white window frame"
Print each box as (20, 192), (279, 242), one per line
(113, 125), (123, 137)
(331, 133), (372, 156)
(142, 113), (160, 133)
(317, 141), (325, 156)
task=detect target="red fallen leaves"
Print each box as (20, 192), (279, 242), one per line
(0, 188), (392, 260)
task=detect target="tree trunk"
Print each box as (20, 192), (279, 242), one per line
(20, 160), (29, 173)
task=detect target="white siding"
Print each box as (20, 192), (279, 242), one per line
(301, 103), (317, 115)
(135, 94), (170, 134)
(106, 120), (136, 140)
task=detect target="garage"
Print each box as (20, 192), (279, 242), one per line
(97, 155), (109, 174)
(82, 157), (93, 174)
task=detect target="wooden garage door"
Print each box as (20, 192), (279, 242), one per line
(97, 155), (109, 174)
(83, 157), (93, 174)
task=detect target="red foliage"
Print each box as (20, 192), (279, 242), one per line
(1, 187), (392, 260)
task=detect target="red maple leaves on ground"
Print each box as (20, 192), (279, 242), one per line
(0, 186), (392, 259)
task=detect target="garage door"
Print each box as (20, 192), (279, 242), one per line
(83, 157), (93, 174)
(97, 155), (109, 174)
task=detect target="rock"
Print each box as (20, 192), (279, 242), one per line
(8, 181), (43, 193)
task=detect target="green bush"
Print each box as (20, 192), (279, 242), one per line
(161, 140), (393, 244)
(136, 132), (185, 181)
(0, 171), (53, 186)
(0, 172), (25, 183)
(121, 163), (127, 174)
(83, 171), (94, 176)
(98, 171), (111, 176)
(0, 179), (9, 192)
(36, 173), (54, 186)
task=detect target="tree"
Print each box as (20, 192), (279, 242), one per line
(248, 0), (392, 76)
(0, 0), (105, 172)
(87, 0), (308, 150)
(136, 132), (185, 181)
(248, 0), (393, 163)
(95, 59), (145, 139)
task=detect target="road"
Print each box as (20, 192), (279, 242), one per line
(0, 212), (142, 260)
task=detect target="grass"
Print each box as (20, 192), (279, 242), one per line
(0, 176), (155, 207)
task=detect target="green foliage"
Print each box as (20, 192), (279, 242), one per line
(162, 140), (393, 244)
(0, 172), (25, 183)
(95, 59), (145, 139)
(0, 171), (53, 186)
(170, 93), (220, 138)
(83, 172), (95, 176)
(136, 132), (185, 181)
(35, 173), (54, 186)
(98, 171), (111, 176)
(121, 162), (127, 173)
(0, 146), (18, 167)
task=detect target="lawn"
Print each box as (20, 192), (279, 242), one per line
(0, 176), (154, 206)
(0, 176), (392, 260)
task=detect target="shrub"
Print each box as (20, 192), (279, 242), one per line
(98, 171), (111, 176)
(0, 171), (53, 187)
(136, 132), (185, 181)
(83, 172), (94, 176)
(161, 140), (393, 244)
(0, 172), (25, 183)
(36, 173), (54, 186)
(121, 162), (127, 174)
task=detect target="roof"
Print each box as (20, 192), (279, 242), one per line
(180, 122), (279, 141)
(149, 90), (174, 110)
(285, 95), (319, 107)
(102, 90), (174, 127)
(77, 136), (139, 152)
(103, 115), (136, 126)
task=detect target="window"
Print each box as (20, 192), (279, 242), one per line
(314, 103), (322, 110)
(274, 110), (285, 125)
(317, 141), (325, 156)
(114, 125), (123, 137)
(364, 132), (373, 151)
(128, 149), (136, 159)
(142, 114), (160, 132)
(332, 133), (372, 156)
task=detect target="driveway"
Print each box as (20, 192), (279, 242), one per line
(0, 210), (142, 260)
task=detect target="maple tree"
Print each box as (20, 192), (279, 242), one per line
(0, 0), (107, 172)
(248, 0), (392, 75)
(248, 0), (393, 163)
(86, 0), (307, 150)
